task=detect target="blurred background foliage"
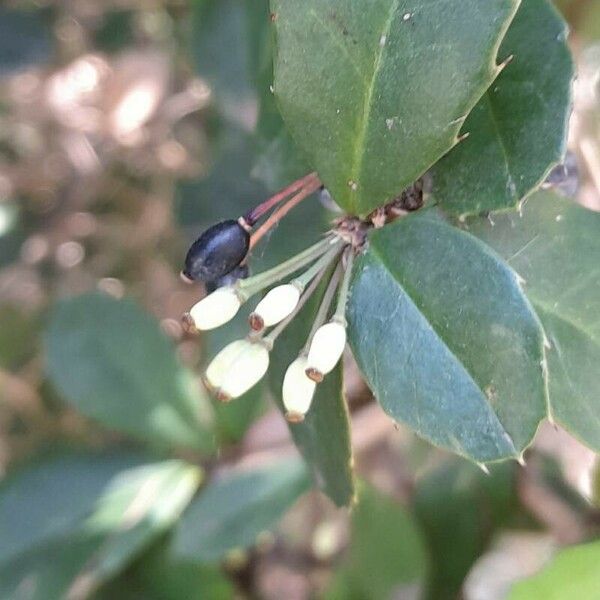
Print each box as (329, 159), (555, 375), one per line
(0, 0), (600, 598)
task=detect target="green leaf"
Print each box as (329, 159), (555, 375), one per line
(0, 452), (144, 566)
(247, 0), (310, 190)
(433, 0), (573, 216)
(468, 191), (600, 452)
(190, 0), (256, 122)
(45, 293), (215, 454)
(414, 460), (517, 600)
(174, 458), (310, 563)
(99, 539), (234, 600)
(0, 537), (104, 600)
(0, 452), (201, 599)
(271, 0), (519, 216)
(508, 540), (600, 600)
(327, 483), (428, 599)
(71, 460), (202, 594)
(347, 213), (547, 463)
(268, 280), (355, 507)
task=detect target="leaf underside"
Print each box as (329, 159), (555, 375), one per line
(469, 191), (600, 453)
(347, 213), (547, 463)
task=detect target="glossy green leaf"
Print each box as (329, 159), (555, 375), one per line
(468, 192), (600, 452)
(327, 483), (428, 599)
(414, 460), (517, 600)
(174, 457), (310, 562)
(433, 0), (573, 216)
(268, 279), (355, 507)
(271, 0), (519, 216)
(508, 540), (600, 600)
(45, 293), (215, 453)
(0, 452), (201, 599)
(347, 214), (547, 463)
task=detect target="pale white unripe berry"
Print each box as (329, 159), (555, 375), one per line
(249, 284), (301, 331)
(305, 320), (346, 382)
(205, 340), (246, 390)
(205, 339), (269, 401)
(282, 356), (316, 423)
(189, 287), (241, 331)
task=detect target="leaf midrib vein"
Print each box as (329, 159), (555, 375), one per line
(484, 91), (521, 201)
(532, 300), (600, 348)
(349, 0), (400, 202)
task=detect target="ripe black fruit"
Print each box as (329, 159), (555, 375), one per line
(183, 220), (250, 282)
(205, 264), (250, 293)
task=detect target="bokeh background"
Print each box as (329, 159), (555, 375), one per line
(1, 1), (599, 599)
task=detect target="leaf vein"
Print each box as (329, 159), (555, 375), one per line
(350, 0), (400, 194)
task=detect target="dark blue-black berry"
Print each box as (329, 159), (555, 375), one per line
(205, 264), (250, 293)
(183, 220), (250, 282)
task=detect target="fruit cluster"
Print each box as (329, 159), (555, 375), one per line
(181, 173), (354, 423)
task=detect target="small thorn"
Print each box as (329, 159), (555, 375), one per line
(498, 54), (514, 72)
(547, 412), (557, 428)
(457, 131), (470, 143)
(517, 454), (526, 467)
(478, 463), (490, 475)
(285, 411), (305, 424)
(305, 367), (324, 383)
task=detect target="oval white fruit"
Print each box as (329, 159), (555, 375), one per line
(189, 287), (241, 330)
(282, 356), (316, 421)
(251, 284), (301, 330)
(306, 321), (346, 380)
